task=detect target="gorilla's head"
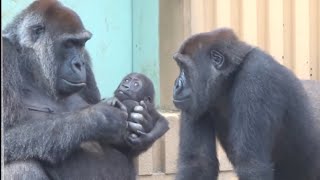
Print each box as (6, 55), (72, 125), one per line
(172, 28), (253, 114)
(114, 73), (155, 104)
(3, 0), (92, 98)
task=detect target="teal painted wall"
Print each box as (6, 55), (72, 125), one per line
(2, 0), (160, 104)
(2, 0), (133, 99)
(132, 0), (160, 105)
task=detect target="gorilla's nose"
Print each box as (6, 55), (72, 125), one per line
(121, 84), (129, 90)
(174, 79), (183, 93)
(72, 59), (84, 71)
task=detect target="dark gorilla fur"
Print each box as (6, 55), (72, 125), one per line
(302, 80), (320, 127)
(2, 1), (154, 180)
(173, 28), (320, 180)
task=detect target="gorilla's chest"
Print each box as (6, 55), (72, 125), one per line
(22, 87), (88, 118)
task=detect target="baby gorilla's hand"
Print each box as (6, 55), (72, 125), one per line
(127, 130), (152, 152)
(104, 97), (127, 113)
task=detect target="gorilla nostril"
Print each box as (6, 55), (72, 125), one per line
(175, 79), (182, 92)
(122, 84), (129, 89)
(73, 62), (82, 71)
(175, 82), (180, 89)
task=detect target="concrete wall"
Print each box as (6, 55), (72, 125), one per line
(137, 112), (237, 180)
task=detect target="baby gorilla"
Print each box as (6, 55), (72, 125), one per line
(112, 73), (169, 154)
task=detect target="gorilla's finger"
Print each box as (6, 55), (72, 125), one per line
(133, 105), (144, 112)
(135, 109), (152, 123)
(129, 113), (144, 123)
(101, 97), (115, 106)
(128, 122), (145, 132)
(127, 136), (140, 146)
(136, 130), (147, 136)
(115, 100), (127, 112)
(139, 101), (148, 110)
(130, 133), (138, 138)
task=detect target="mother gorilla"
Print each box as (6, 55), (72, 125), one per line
(3, 0), (158, 179)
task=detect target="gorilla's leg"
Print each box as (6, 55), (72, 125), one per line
(4, 160), (49, 180)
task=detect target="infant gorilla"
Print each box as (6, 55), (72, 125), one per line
(111, 73), (169, 154)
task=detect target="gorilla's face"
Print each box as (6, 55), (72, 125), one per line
(172, 52), (223, 114)
(3, 0), (92, 97)
(172, 31), (238, 114)
(115, 74), (147, 102)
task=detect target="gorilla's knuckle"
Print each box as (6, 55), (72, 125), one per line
(134, 105), (144, 112)
(130, 112), (143, 118)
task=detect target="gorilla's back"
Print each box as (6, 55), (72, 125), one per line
(302, 80), (320, 127)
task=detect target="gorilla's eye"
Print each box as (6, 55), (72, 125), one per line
(32, 25), (45, 36)
(134, 82), (139, 87)
(210, 50), (224, 69)
(30, 25), (45, 42)
(124, 79), (130, 83)
(64, 40), (77, 48)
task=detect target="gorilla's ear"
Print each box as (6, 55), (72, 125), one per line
(210, 50), (225, 69)
(144, 96), (153, 104)
(2, 31), (21, 51)
(2, 30), (16, 43)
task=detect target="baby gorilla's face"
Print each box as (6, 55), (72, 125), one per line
(115, 74), (145, 102)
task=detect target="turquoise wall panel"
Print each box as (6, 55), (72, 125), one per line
(2, 0), (133, 98)
(132, 0), (160, 105)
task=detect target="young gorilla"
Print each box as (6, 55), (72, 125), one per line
(173, 28), (320, 180)
(111, 73), (169, 155)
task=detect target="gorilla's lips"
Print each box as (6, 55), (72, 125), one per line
(116, 90), (130, 99)
(173, 96), (191, 104)
(173, 88), (192, 109)
(62, 79), (86, 87)
(115, 90), (135, 102)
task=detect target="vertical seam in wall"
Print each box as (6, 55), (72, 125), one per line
(131, 0), (134, 72)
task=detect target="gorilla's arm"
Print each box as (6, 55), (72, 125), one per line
(145, 109), (169, 143)
(176, 112), (219, 180)
(128, 108), (169, 155)
(4, 103), (127, 164)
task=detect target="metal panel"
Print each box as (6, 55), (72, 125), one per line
(183, 0), (320, 80)
(132, 0), (160, 105)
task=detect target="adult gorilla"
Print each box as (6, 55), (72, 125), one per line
(173, 28), (320, 180)
(3, 0), (155, 179)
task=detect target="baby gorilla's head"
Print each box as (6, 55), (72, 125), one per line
(114, 73), (155, 104)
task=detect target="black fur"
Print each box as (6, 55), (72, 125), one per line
(173, 28), (320, 180)
(3, 1), (153, 180)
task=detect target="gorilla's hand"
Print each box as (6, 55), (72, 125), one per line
(86, 100), (128, 145)
(128, 101), (153, 133)
(126, 101), (154, 151)
(104, 97), (127, 113)
(127, 130), (153, 152)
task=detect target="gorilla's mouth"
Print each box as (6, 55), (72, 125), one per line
(173, 96), (191, 109)
(62, 79), (86, 87)
(117, 90), (129, 97)
(173, 96), (191, 103)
